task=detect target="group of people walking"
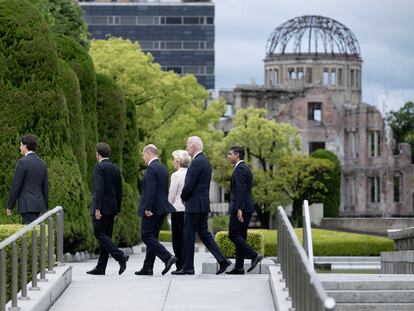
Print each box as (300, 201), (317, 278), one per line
(5, 134), (263, 276)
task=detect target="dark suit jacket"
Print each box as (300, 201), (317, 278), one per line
(7, 153), (48, 214)
(181, 152), (212, 213)
(229, 161), (254, 213)
(138, 159), (176, 216)
(91, 159), (122, 216)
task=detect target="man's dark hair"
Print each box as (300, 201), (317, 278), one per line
(96, 142), (111, 158)
(230, 146), (245, 160)
(21, 135), (37, 152)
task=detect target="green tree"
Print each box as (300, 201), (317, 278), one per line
(275, 155), (335, 226)
(89, 38), (224, 176)
(310, 149), (341, 217)
(386, 101), (414, 162)
(211, 108), (301, 228)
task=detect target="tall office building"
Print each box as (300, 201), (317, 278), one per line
(79, 0), (215, 90)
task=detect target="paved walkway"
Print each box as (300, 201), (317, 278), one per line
(50, 245), (275, 311)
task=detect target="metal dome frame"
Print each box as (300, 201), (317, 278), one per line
(266, 15), (361, 56)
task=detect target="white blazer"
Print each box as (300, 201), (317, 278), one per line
(168, 167), (187, 212)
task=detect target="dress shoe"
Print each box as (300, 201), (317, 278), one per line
(171, 269), (195, 275)
(162, 256), (177, 275)
(247, 254), (264, 272)
(226, 268), (245, 275)
(134, 268), (153, 276)
(216, 259), (232, 275)
(118, 254), (129, 275)
(86, 268), (105, 275)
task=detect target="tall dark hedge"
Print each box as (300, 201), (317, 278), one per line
(96, 74), (140, 246)
(0, 0), (94, 251)
(53, 33), (98, 188)
(311, 149), (341, 217)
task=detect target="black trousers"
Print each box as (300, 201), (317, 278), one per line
(228, 211), (257, 269)
(141, 214), (172, 269)
(171, 212), (185, 270)
(183, 212), (226, 271)
(21, 212), (40, 225)
(92, 215), (124, 272)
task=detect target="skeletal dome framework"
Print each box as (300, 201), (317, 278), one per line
(266, 15), (361, 56)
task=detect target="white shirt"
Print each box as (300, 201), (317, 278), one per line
(148, 157), (158, 166)
(25, 151), (35, 157)
(235, 160), (244, 168)
(193, 151), (202, 159)
(168, 167), (187, 212)
(99, 157), (109, 163)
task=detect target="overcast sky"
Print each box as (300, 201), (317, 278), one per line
(215, 0), (414, 114)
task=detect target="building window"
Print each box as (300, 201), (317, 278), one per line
(309, 142), (325, 154)
(323, 68), (329, 85)
(345, 177), (356, 206)
(394, 174), (401, 203)
(297, 68), (304, 80)
(349, 131), (357, 159)
(338, 68), (343, 86)
(308, 102), (322, 121)
(330, 69), (336, 86)
(108, 16), (120, 25)
(369, 176), (380, 203)
(369, 131), (381, 157)
(356, 69), (360, 88)
(166, 67), (182, 74)
(305, 67), (312, 83)
(350, 69), (355, 87)
(288, 67), (296, 79)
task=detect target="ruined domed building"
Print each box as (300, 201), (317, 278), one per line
(219, 15), (413, 217)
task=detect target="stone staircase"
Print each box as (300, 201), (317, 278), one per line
(320, 274), (414, 311)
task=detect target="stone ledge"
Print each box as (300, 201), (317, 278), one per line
(202, 258), (275, 274)
(6, 265), (72, 311)
(387, 227), (414, 240)
(268, 264), (292, 311)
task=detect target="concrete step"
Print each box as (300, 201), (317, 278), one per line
(334, 303), (414, 311)
(323, 280), (414, 291)
(327, 289), (414, 303)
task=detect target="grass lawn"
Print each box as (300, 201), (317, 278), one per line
(250, 228), (393, 256)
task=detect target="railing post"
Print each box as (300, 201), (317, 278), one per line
(20, 236), (29, 300)
(30, 228), (39, 291)
(10, 242), (20, 310)
(47, 216), (55, 273)
(0, 249), (6, 311)
(39, 223), (47, 282)
(56, 210), (64, 265)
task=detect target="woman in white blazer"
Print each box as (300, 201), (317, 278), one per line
(168, 150), (191, 271)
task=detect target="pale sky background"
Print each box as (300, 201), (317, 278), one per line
(214, 0), (414, 114)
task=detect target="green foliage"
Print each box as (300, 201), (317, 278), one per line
(208, 215), (230, 234)
(96, 74), (126, 167)
(90, 38), (224, 177)
(54, 34), (98, 187)
(0, 224), (49, 301)
(386, 101), (414, 162)
(159, 230), (172, 242)
(275, 155), (335, 226)
(310, 149), (341, 217)
(215, 231), (265, 258)
(250, 229), (393, 256)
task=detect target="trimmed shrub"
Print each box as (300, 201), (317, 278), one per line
(159, 230), (172, 242)
(215, 231), (265, 258)
(96, 73), (126, 167)
(250, 229), (393, 257)
(208, 215), (230, 235)
(311, 149), (341, 217)
(53, 33), (98, 187)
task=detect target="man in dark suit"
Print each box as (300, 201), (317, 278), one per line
(136, 144), (177, 276)
(87, 142), (129, 276)
(226, 146), (263, 274)
(6, 135), (48, 224)
(172, 136), (231, 275)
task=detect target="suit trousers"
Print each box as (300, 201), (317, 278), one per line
(141, 214), (171, 269)
(93, 214), (124, 272)
(171, 211), (185, 270)
(228, 211), (257, 269)
(183, 212), (226, 271)
(21, 212), (40, 225)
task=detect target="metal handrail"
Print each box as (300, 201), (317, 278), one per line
(302, 200), (314, 268)
(277, 206), (335, 311)
(0, 206), (64, 311)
